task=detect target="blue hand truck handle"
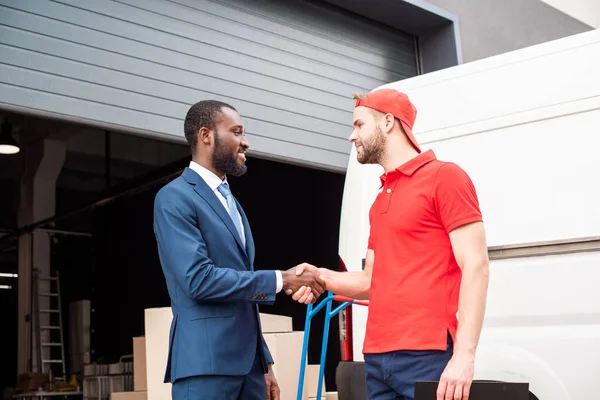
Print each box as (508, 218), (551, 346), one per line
(296, 291), (369, 400)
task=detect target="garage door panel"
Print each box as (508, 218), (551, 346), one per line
(0, 0), (417, 170)
(0, 62), (351, 145)
(242, 119), (350, 155)
(0, 42), (352, 133)
(215, 0), (417, 57)
(220, 0), (418, 77)
(3, 0), (381, 96)
(0, 64), (188, 121)
(83, 0), (413, 82)
(0, 83), (180, 136)
(168, 0), (415, 67)
(0, 82), (352, 164)
(20, 0), (384, 91)
(0, 8), (357, 112)
(243, 135), (350, 172)
(0, 63), (351, 153)
(1, 28), (355, 124)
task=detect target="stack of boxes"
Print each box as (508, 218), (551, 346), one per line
(110, 337), (146, 399)
(110, 307), (337, 400)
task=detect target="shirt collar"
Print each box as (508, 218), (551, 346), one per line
(188, 161), (227, 191)
(379, 149), (437, 187)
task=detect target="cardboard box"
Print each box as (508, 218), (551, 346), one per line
(309, 392), (337, 400)
(264, 331), (306, 400)
(260, 312), (293, 333)
(111, 391), (147, 400)
(143, 308), (305, 400)
(133, 336), (147, 391)
(144, 307), (173, 400)
(306, 364), (326, 398)
(16, 372), (49, 392)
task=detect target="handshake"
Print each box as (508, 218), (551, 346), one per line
(280, 263), (329, 304)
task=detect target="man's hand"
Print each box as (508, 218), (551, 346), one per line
(265, 364), (280, 400)
(436, 353), (474, 400)
(284, 263), (329, 304)
(281, 264), (325, 301)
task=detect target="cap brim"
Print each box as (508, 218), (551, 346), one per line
(400, 121), (421, 153)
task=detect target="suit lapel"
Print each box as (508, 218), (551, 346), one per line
(236, 199), (255, 268)
(184, 168), (248, 258)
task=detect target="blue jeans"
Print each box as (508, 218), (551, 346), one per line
(363, 333), (453, 400)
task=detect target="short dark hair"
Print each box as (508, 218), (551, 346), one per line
(183, 100), (237, 152)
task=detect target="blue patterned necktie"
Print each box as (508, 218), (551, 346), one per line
(217, 183), (245, 245)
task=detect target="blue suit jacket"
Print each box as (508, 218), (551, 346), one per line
(153, 167), (277, 383)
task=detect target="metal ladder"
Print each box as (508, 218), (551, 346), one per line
(33, 269), (67, 380)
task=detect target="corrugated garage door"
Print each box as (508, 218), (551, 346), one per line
(0, 0), (418, 171)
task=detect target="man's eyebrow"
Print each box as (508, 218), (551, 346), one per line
(353, 119), (363, 127)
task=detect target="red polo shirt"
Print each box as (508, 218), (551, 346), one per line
(363, 150), (483, 353)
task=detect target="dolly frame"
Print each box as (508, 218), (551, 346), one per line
(297, 291), (369, 400)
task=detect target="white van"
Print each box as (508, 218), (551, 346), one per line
(335, 28), (600, 400)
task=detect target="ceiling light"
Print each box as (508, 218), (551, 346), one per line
(0, 285), (12, 290)
(0, 120), (20, 155)
(0, 273), (18, 278)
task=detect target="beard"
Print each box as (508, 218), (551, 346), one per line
(357, 127), (386, 165)
(212, 133), (247, 177)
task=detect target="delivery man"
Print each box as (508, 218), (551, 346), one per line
(290, 89), (490, 400)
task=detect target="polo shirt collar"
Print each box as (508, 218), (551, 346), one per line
(380, 150), (436, 186)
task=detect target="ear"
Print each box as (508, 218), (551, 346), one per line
(383, 113), (395, 133)
(199, 127), (213, 145)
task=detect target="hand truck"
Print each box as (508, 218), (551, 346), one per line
(297, 291), (369, 400)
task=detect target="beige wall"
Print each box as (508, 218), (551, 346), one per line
(540, 0), (600, 28)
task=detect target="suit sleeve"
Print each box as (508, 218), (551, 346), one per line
(261, 334), (274, 365)
(154, 188), (277, 304)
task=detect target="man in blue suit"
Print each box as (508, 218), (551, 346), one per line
(154, 100), (326, 400)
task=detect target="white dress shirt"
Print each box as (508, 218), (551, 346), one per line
(188, 161), (283, 293)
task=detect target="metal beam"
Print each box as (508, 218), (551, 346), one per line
(0, 156), (189, 250)
(488, 237), (600, 260)
(36, 228), (92, 238)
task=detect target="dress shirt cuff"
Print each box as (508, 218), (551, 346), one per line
(275, 270), (283, 293)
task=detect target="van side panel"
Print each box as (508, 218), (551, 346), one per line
(477, 251), (600, 399)
(338, 29), (600, 398)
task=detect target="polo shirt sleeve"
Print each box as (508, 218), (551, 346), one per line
(433, 163), (483, 233)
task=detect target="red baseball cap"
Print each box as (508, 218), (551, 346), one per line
(354, 89), (421, 153)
